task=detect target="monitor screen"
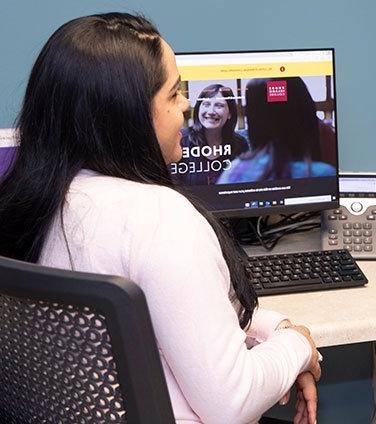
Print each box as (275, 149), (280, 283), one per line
(170, 48), (339, 217)
(338, 173), (376, 197)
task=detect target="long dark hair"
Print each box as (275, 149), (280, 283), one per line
(244, 77), (321, 180)
(0, 13), (257, 328)
(188, 84), (246, 156)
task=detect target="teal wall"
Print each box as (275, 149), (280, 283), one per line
(1, 0), (375, 172)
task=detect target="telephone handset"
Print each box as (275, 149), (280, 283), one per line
(321, 172), (376, 259)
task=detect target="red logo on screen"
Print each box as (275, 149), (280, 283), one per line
(267, 80), (287, 102)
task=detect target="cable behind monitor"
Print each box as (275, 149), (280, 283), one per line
(224, 211), (321, 251)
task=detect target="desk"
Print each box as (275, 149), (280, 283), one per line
(246, 228), (376, 422)
(245, 228), (376, 348)
(259, 261), (375, 348)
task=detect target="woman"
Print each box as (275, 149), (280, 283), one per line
(0, 13), (320, 424)
(217, 77), (336, 184)
(172, 84), (249, 185)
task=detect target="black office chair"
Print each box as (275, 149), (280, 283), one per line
(0, 255), (175, 424)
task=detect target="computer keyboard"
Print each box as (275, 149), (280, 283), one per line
(247, 249), (368, 296)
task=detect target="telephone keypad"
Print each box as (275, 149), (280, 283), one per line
(322, 204), (376, 259)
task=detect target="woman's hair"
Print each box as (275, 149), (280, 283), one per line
(188, 84), (246, 156)
(244, 77), (321, 179)
(0, 13), (257, 328)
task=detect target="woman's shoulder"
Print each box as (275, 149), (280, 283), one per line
(71, 169), (160, 202)
(290, 162), (336, 178)
(70, 169), (201, 223)
(216, 151), (270, 184)
(310, 162), (336, 176)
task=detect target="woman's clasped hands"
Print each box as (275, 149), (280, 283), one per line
(277, 321), (321, 424)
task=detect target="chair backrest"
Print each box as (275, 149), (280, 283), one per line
(0, 255), (175, 424)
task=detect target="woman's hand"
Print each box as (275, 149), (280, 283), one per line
(275, 320), (319, 423)
(291, 325), (321, 382)
(294, 372), (317, 424)
(279, 372), (317, 424)
(275, 320), (321, 382)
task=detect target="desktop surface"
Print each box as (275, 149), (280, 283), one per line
(246, 228), (376, 348)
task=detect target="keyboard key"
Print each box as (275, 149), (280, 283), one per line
(270, 277), (280, 283)
(342, 264), (357, 270)
(333, 276), (342, 282)
(262, 278), (321, 289)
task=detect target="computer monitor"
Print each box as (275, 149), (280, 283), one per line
(171, 48), (339, 217)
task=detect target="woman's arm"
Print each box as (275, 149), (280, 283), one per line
(127, 187), (313, 424)
(246, 308), (290, 344)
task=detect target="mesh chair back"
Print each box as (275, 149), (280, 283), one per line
(0, 256), (175, 424)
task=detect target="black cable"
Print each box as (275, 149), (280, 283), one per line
(246, 218), (277, 251)
(228, 211), (321, 251)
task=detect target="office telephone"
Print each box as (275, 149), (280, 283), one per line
(321, 173), (376, 259)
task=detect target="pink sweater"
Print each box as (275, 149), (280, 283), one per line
(40, 170), (311, 424)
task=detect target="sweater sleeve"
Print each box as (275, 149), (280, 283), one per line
(127, 188), (311, 424)
(246, 307), (289, 343)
